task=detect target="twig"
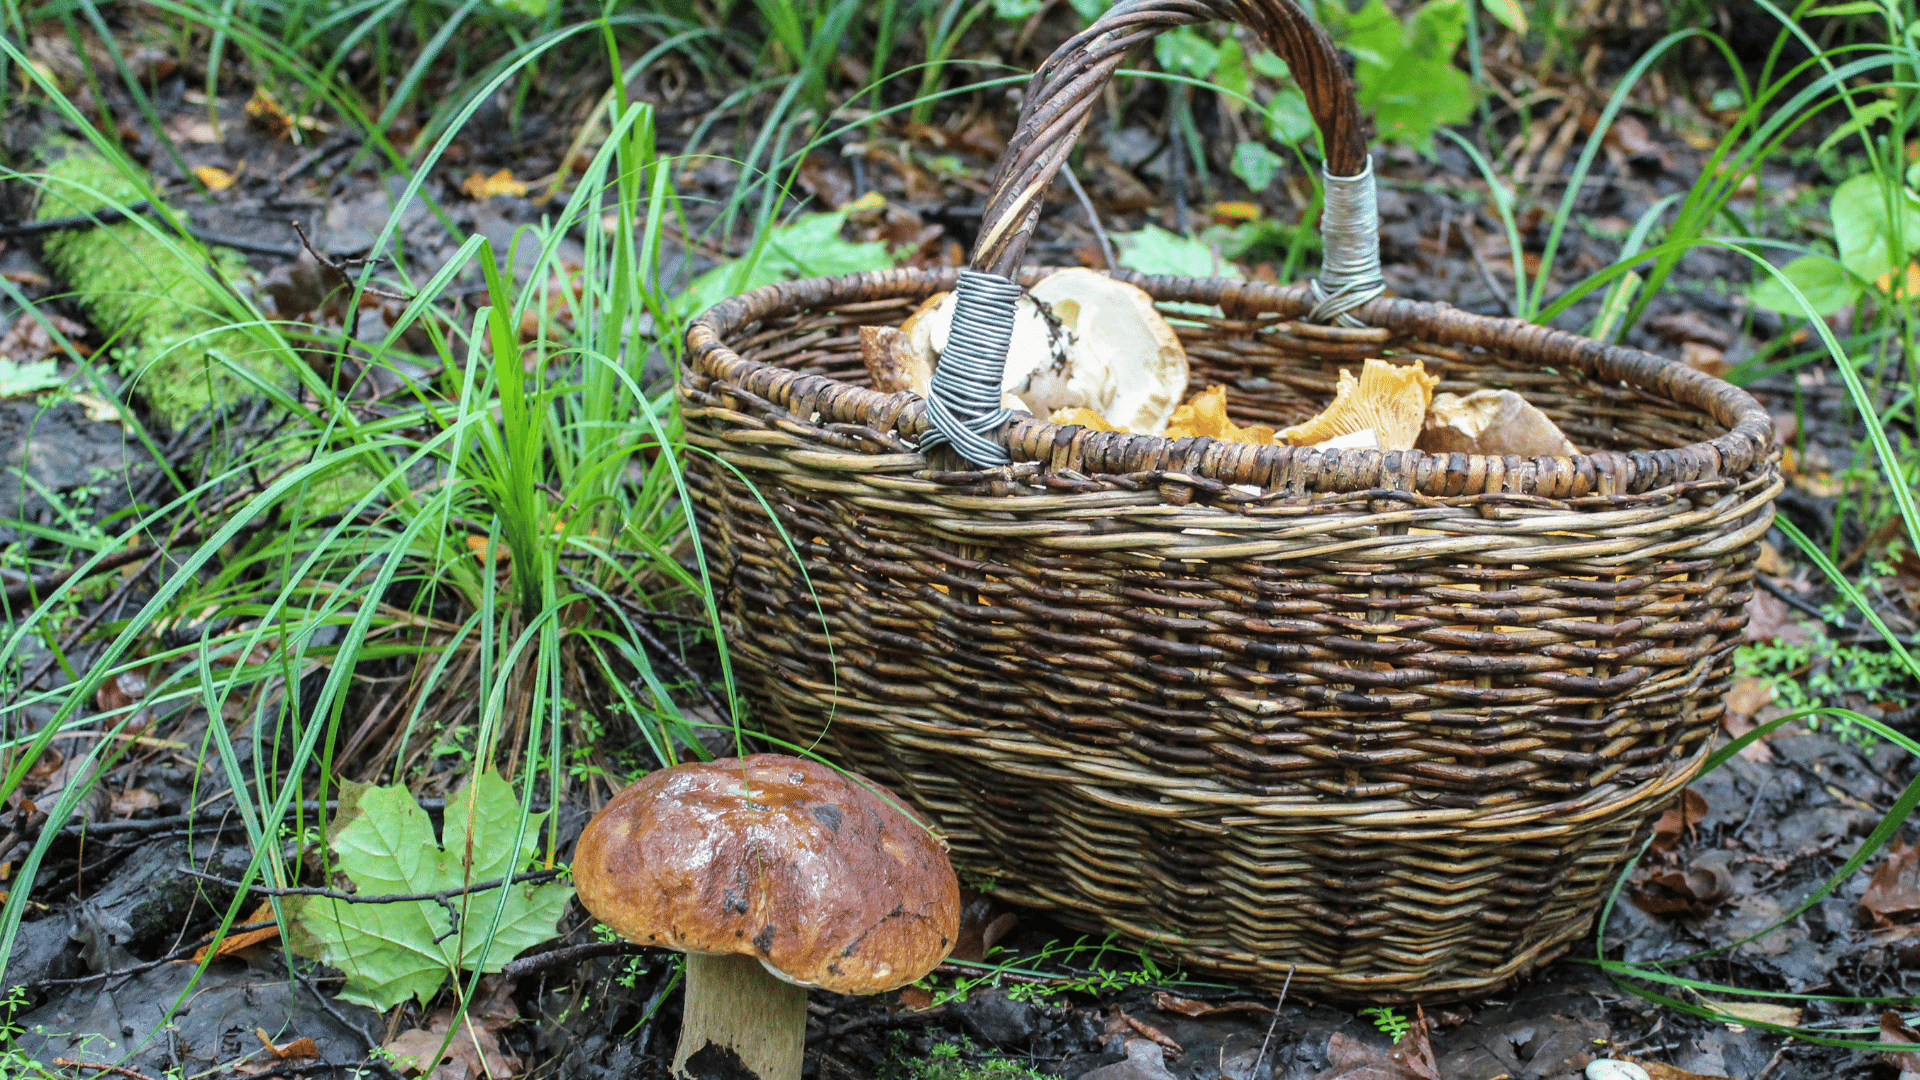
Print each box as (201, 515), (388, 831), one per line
(183, 868), (565, 944)
(291, 219), (409, 302)
(807, 1007), (945, 1046)
(34, 921), (277, 989)
(1757, 573), (1920, 648)
(1460, 222), (1517, 317)
(1060, 163), (1115, 270)
(1250, 966), (1293, 1080)
(54, 1059), (159, 1080)
(0, 202), (154, 239)
(1753, 1044), (1790, 1080)
(498, 940), (649, 980)
(294, 962), (383, 1051)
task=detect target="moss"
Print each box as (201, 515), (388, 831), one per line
(35, 142), (288, 426)
(895, 1040), (1055, 1080)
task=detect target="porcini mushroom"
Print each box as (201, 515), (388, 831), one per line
(897, 269), (1189, 433)
(1277, 357), (1439, 452)
(571, 755), (959, 1080)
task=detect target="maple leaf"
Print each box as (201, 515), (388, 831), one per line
(287, 771), (572, 1010)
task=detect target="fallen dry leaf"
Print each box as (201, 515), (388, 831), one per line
(1755, 539), (1792, 577)
(1651, 788), (1709, 852)
(461, 169), (529, 200)
(108, 787), (160, 817)
(1695, 995), (1801, 1027)
(1388, 1009), (1439, 1080)
(256, 1029), (320, 1060)
(72, 392), (121, 423)
(194, 164), (239, 191)
(1103, 1006), (1180, 1056)
(1881, 1010), (1920, 1074)
(1638, 1063), (1734, 1080)
(1863, 838), (1920, 929)
(384, 1009), (522, 1080)
(1743, 589), (1815, 647)
(193, 901), (282, 962)
(1311, 1030), (1429, 1080)
(1633, 862), (1733, 917)
(1148, 991), (1273, 1019)
(467, 535), (510, 564)
(1680, 340), (1726, 376)
(0, 311), (87, 363)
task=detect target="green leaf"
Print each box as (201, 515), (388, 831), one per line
(1346, 0), (1479, 155)
(1750, 255), (1862, 317)
(288, 771), (573, 1010)
(1816, 97), (1898, 155)
(1808, 1), (1886, 14)
(0, 359), (65, 398)
(1114, 224), (1243, 279)
(1067, 0), (1106, 21)
(1250, 51), (1290, 79)
(1478, 0), (1527, 33)
(1264, 87), (1315, 146)
(1232, 141), (1284, 193)
(1213, 37), (1249, 106)
(1154, 27), (1218, 78)
(675, 205), (903, 318)
(1831, 173), (1920, 283)
(991, 0), (1044, 19)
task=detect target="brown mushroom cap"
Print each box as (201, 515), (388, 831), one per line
(572, 755), (959, 996)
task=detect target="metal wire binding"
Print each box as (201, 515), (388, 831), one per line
(1308, 157), (1385, 327)
(922, 269), (1022, 467)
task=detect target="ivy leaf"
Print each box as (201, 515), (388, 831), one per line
(991, 0), (1044, 19)
(1750, 255), (1863, 317)
(1213, 37), (1249, 108)
(288, 771), (573, 1011)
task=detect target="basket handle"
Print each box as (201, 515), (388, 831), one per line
(924, 0), (1383, 468)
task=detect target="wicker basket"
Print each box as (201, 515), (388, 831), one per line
(679, 0), (1779, 1003)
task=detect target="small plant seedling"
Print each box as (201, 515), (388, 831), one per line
(1360, 1006), (1412, 1041)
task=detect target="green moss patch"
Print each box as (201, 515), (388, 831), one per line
(35, 142), (288, 426)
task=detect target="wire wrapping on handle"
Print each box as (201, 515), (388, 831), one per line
(929, 0), (1382, 467)
(922, 270), (1022, 467)
(1308, 159), (1386, 326)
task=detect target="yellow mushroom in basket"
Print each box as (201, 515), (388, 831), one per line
(1277, 357), (1440, 452)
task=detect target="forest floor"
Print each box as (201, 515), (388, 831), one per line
(3, 8), (1920, 1080)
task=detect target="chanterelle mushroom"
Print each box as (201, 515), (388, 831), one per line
(898, 269), (1189, 433)
(1277, 358), (1439, 452)
(572, 754), (959, 1080)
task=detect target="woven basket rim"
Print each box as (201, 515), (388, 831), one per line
(685, 265), (1776, 500)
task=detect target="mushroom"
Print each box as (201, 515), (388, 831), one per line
(897, 269), (1189, 433)
(1277, 358), (1439, 452)
(1417, 388), (1578, 457)
(1165, 385), (1280, 445)
(571, 754), (959, 1080)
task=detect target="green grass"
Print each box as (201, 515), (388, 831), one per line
(0, 0), (1916, 1064)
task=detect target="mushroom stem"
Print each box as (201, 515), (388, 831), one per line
(672, 952), (807, 1080)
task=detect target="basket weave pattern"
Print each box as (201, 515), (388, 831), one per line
(679, 0), (1780, 1000)
(681, 270), (1779, 1000)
